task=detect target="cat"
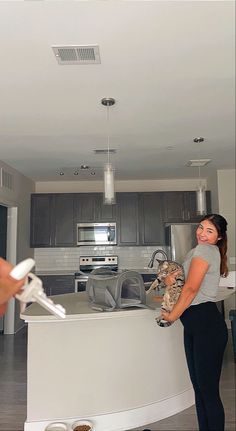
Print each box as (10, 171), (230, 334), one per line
(146, 259), (185, 327)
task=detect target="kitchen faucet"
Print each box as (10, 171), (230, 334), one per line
(147, 249), (168, 268)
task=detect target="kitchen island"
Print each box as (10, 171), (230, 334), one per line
(21, 292), (194, 431)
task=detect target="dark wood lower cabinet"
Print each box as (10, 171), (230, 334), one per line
(39, 275), (75, 296)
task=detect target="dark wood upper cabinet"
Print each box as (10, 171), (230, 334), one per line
(30, 194), (53, 247)
(30, 191), (211, 248)
(74, 193), (116, 222)
(30, 194), (74, 247)
(54, 194), (74, 247)
(74, 193), (97, 222)
(163, 191), (211, 223)
(97, 194), (117, 221)
(163, 191), (187, 222)
(116, 193), (139, 245)
(139, 193), (165, 245)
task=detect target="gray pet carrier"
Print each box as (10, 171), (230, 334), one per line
(86, 267), (148, 311)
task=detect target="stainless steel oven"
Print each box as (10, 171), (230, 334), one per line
(77, 222), (116, 246)
(74, 255), (118, 292)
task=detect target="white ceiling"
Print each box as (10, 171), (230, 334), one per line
(0, 1), (235, 182)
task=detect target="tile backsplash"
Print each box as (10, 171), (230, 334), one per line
(34, 245), (170, 272)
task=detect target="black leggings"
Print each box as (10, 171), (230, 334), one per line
(180, 302), (228, 431)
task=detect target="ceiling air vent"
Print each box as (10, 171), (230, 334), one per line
(52, 45), (101, 65)
(93, 149), (117, 155)
(0, 168), (14, 191)
(186, 159), (212, 167)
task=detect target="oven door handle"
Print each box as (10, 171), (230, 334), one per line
(76, 270), (87, 277)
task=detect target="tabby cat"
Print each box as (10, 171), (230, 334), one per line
(146, 259), (185, 327)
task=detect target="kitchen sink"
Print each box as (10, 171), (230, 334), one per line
(140, 273), (157, 290)
(140, 273), (157, 283)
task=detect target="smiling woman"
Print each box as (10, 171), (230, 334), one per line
(161, 213), (229, 431)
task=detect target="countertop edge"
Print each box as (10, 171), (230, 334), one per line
(21, 306), (160, 322)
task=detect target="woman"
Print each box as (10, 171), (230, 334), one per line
(0, 258), (25, 316)
(161, 213), (228, 431)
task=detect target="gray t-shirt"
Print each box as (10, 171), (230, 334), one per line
(183, 244), (220, 306)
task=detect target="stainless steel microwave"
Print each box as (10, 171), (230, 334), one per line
(77, 222), (117, 246)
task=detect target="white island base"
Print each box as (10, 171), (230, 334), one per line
(21, 293), (194, 431)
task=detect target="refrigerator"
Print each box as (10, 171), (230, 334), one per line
(165, 223), (198, 264)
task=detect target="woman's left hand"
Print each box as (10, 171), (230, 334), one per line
(161, 310), (175, 322)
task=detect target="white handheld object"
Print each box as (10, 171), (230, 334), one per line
(10, 259), (66, 319)
(10, 258), (35, 280)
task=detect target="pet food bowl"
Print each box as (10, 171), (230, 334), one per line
(45, 423), (68, 431)
(71, 419), (93, 431)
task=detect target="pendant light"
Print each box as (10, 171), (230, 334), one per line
(196, 165), (207, 215)
(101, 97), (116, 205)
(194, 137), (207, 215)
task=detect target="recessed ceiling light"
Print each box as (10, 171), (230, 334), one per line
(59, 171), (64, 176)
(80, 165), (90, 170)
(73, 171), (79, 176)
(193, 137), (205, 143)
(90, 171), (96, 176)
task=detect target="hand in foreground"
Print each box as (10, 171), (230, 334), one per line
(0, 258), (26, 315)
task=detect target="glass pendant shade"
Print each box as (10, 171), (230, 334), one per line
(101, 97), (116, 205)
(196, 184), (206, 215)
(104, 163), (115, 204)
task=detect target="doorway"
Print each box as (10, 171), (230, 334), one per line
(0, 204), (7, 331)
(0, 204), (18, 334)
(0, 204), (7, 259)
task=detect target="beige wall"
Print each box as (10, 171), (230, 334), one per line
(217, 169), (236, 326)
(207, 171), (219, 213)
(35, 178), (207, 193)
(0, 160), (35, 332)
(217, 169), (235, 270)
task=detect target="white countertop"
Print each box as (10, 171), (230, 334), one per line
(21, 291), (159, 322)
(21, 283), (235, 323)
(36, 268), (157, 276)
(219, 270), (235, 287)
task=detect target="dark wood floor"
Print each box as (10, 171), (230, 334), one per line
(0, 326), (235, 431)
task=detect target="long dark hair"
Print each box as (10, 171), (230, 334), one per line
(200, 213), (228, 277)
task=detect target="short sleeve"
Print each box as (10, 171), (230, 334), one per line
(192, 244), (216, 265)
